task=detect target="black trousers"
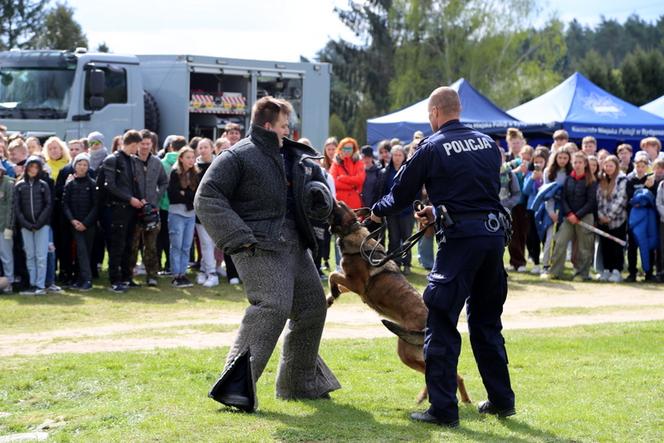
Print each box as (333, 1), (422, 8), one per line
(423, 234), (514, 422)
(72, 227), (96, 283)
(54, 208), (75, 282)
(157, 209), (170, 271)
(525, 210), (541, 265)
(107, 205), (137, 284)
(627, 230), (655, 277)
(598, 223), (626, 272)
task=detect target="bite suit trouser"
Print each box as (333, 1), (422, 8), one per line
(222, 219), (341, 400)
(423, 232), (514, 422)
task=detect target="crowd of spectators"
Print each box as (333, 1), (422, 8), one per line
(1, 121), (663, 295)
(0, 123), (243, 294)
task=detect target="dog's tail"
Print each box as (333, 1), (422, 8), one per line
(381, 319), (425, 346)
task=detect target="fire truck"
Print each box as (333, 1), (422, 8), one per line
(0, 49), (331, 148)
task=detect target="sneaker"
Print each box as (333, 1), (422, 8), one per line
(123, 280), (141, 288)
(2, 284), (13, 294)
(203, 274), (219, 288)
(216, 265), (227, 278)
(47, 284), (62, 293)
(158, 270), (173, 277)
(624, 274), (637, 283)
(173, 276), (193, 288)
(507, 265), (517, 272)
(530, 265), (541, 275)
(644, 273), (657, 282)
(598, 269), (610, 282)
(34, 288), (47, 295)
(229, 277), (241, 285)
(110, 283), (127, 293)
(20, 286), (37, 295)
(516, 265), (527, 273)
(540, 272), (553, 280)
(147, 278), (158, 287)
(608, 270), (622, 283)
(80, 281), (93, 291)
(179, 276), (194, 288)
(196, 273), (207, 285)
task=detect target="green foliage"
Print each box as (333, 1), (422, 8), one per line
(96, 41), (109, 53)
(36, 2), (87, 50)
(328, 113), (347, 141)
(621, 48), (664, 106)
(0, 0), (49, 50)
(322, 2), (664, 139)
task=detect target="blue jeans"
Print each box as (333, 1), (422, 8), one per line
(168, 213), (196, 276)
(46, 226), (55, 286)
(21, 226), (49, 289)
(0, 234), (13, 283)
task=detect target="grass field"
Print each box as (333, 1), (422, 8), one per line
(1, 321), (662, 442)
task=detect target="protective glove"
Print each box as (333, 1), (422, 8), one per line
(3, 229), (12, 240)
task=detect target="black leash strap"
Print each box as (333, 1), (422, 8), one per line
(359, 200), (435, 267)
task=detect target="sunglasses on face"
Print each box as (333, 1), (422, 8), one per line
(342, 146), (353, 152)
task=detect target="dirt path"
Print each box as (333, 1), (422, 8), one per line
(2, 283), (663, 357)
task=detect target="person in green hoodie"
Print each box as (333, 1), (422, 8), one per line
(157, 136), (187, 275)
(0, 163), (15, 293)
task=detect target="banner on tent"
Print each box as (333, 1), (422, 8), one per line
(569, 125), (664, 138)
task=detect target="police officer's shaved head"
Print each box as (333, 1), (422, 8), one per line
(428, 87), (461, 132)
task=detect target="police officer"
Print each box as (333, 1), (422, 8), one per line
(369, 87), (515, 427)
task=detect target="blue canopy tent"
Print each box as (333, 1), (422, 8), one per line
(509, 72), (664, 145)
(366, 78), (537, 146)
(641, 95), (664, 119)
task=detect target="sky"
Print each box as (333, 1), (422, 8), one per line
(66, 0), (664, 62)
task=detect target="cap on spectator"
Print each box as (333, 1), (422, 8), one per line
(361, 145), (375, 158)
(73, 152), (90, 167)
(88, 131), (105, 146)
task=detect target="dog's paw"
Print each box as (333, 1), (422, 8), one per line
(326, 295), (335, 307)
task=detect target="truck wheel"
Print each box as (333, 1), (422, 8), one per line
(144, 91), (160, 133)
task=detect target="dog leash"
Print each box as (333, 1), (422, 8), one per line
(359, 201), (435, 267)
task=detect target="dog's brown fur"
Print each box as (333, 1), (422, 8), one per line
(327, 201), (470, 404)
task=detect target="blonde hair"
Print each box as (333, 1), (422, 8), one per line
(43, 136), (71, 162)
(506, 127), (524, 141)
(640, 137), (661, 152)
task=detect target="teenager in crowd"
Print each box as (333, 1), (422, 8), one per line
(167, 147), (200, 288)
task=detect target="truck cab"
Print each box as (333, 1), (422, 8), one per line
(0, 49), (143, 142)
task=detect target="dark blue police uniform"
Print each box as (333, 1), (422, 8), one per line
(372, 119), (514, 423)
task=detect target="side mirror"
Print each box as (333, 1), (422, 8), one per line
(89, 68), (105, 96)
(87, 68), (105, 111)
(89, 96), (105, 110)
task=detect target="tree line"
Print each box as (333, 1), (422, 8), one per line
(318, 0), (664, 143)
(0, 0), (107, 53)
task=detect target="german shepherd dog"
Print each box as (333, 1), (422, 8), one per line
(327, 200), (470, 404)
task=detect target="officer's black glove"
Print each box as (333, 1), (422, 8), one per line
(362, 217), (383, 233)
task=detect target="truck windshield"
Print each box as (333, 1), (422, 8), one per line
(0, 67), (74, 119)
